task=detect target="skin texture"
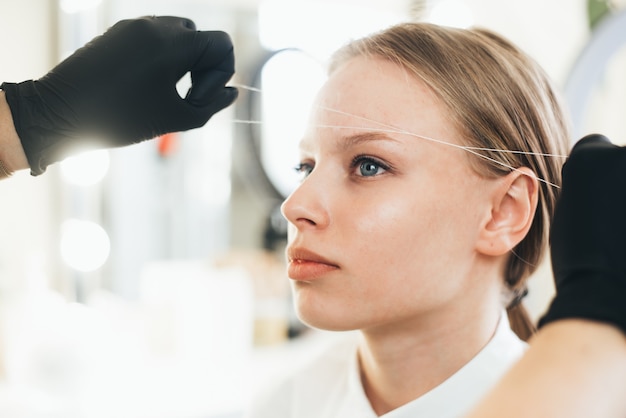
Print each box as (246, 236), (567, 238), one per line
(464, 320), (626, 418)
(281, 56), (539, 414)
(0, 91), (29, 172)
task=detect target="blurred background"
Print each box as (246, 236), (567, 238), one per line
(0, 0), (625, 416)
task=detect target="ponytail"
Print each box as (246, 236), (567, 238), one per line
(507, 303), (536, 342)
(506, 287), (536, 342)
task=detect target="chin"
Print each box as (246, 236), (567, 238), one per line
(292, 285), (369, 331)
(296, 306), (363, 332)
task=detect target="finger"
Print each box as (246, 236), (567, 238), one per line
(186, 31), (235, 103)
(186, 32), (235, 105)
(570, 134), (613, 155)
(150, 15), (197, 31)
(203, 86), (239, 114)
(187, 68), (235, 106)
(563, 134), (617, 180)
(178, 87), (239, 130)
(189, 31), (236, 71)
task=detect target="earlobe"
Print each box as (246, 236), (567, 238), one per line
(476, 168), (539, 256)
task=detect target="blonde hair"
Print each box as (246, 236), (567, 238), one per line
(329, 22), (571, 341)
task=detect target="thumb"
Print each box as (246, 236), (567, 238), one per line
(183, 87), (239, 129)
(186, 30), (235, 105)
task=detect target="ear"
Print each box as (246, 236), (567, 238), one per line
(476, 167), (539, 256)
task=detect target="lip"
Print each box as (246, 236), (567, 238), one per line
(287, 247), (339, 281)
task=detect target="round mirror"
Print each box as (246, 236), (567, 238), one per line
(244, 48), (327, 200)
(564, 8), (626, 142)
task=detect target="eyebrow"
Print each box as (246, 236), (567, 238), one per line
(298, 129), (402, 154)
(337, 131), (402, 152)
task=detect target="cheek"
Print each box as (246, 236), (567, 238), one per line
(349, 199), (412, 246)
(349, 183), (483, 279)
(350, 208), (476, 321)
(343, 196), (437, 285)
(351, 186), (443, 246)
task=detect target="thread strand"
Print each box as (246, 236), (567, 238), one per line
(230, 83), (565, 189)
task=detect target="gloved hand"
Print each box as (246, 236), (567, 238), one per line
(1, 15), (238, 175)
(539, 134), (626, 333)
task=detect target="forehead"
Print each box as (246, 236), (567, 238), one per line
(300, 55), (460, 150)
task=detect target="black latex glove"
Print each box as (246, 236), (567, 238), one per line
(539, 134), (626, 333)
(1, 16), (238, 175)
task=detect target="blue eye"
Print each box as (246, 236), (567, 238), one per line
(359, 161), (381, 177)
(353, 156), (388, 177)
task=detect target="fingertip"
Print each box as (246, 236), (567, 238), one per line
(572, 134), (614, 154)
(179, 87), (239, 130)
(565, 134), (622, 179)
(193, 31), (235, 69)
(188, 86), (238, 109)
(153, 15), (197, 31)
(204, 87), (239, 114)
(223, 86), (239, 106)
(179, 17), (196, 30)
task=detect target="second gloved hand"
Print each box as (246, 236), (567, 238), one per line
(540, 134), (626, 333)
(1, 16), (238, 175)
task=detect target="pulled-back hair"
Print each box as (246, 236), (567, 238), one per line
(329, 22), (571, 341)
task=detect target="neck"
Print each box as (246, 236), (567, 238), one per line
(357, 298), (502, 415)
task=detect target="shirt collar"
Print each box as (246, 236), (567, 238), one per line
(345, 312), (528, 418)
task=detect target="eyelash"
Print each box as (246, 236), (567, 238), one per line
(294, 162), (314, 178)
(294, 155), (391, 179)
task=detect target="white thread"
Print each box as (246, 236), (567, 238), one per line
(232, 83), (263, 93)
(231, 83), (565, 188)
(232, 119), (263, 124)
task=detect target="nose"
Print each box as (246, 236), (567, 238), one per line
(281, 173), (330, 230)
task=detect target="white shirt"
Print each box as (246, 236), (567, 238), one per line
(246, 314), (527, 418)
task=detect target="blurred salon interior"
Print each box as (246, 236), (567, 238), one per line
(0, 0), (625, 416)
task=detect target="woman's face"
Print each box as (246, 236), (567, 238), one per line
(281, 56), (501, 332)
